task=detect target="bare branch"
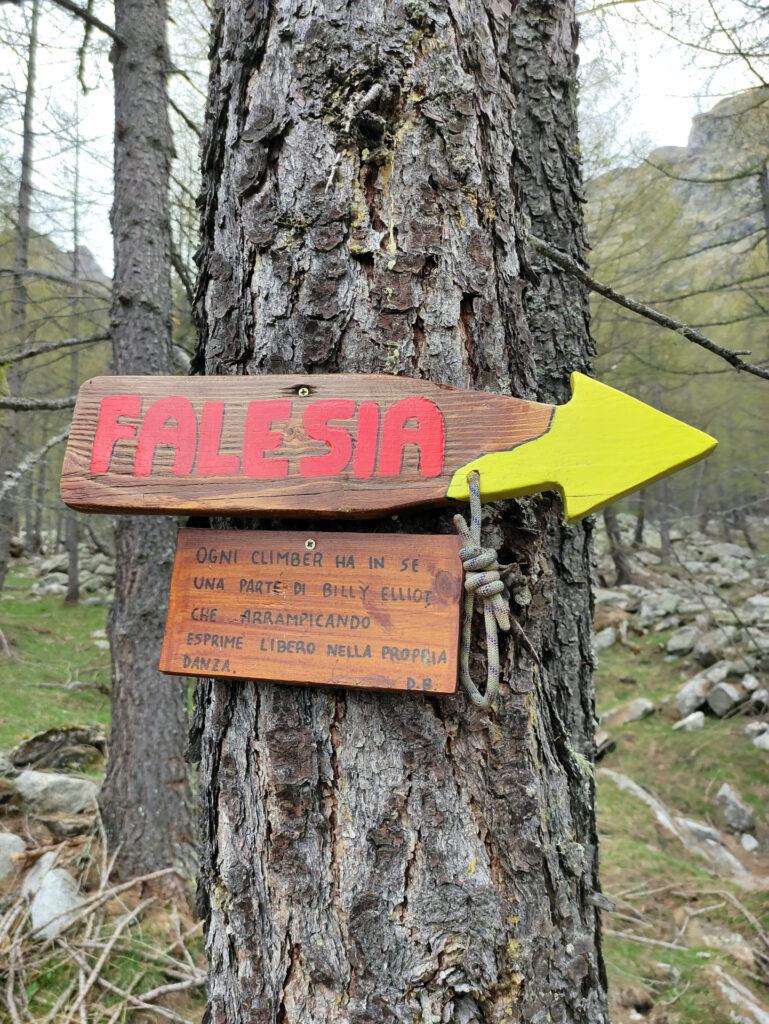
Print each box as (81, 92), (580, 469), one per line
(0, 426), (69, 503)
(43, 0), (120, 42)
(529, 235), (769, 382)
(0, 266), (111, 292)
(2, 332), (109, 366)
(643, 158), (763, 185)
(0, 395), (77, 410)
(168, 97), (201, 138)
(171, 247), (194, 307)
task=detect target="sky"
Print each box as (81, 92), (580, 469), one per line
(0, 2), (759, 276)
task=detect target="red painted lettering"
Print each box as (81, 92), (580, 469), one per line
(196, 401), (239, 476)
(300, 399), (355, 478)
(243, 399), (290, 478)
(353, 401), (379, 479)
(134, 396), (197, 477)
(379, 397), (444, 478)
(90, 395), (141, 473)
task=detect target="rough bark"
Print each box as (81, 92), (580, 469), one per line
(191, 1), (607, 1021)
(99, 0), (195, 881)
(0, 0), (39, 594)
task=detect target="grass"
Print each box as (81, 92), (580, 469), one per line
(0, 569), (111, 751)
(595, 625), (769, 1022)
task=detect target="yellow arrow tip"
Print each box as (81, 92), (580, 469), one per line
(447, 372), (717, 520)
(559, 372), (717, 519)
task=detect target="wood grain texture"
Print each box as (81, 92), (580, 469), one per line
(60, 373), (553, 516)
(160, 528), (462, 693)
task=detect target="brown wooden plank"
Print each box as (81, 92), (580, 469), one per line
(59, 373), (553, 516)
(159, 528), (463, 694)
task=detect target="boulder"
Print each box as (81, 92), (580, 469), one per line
(21, 850), (59, 897)
(38, 553), (68, 575)
(12, 727), (106, 770)
(666, 625), (701, 656)
(750, 689), (769, 712)
(672, 711), (705, 732)
(594, 588), (630, 608)
(594, 627), (616, 653)
(595, 729), (616, 760)
(30, 868), (82, 939)
(693, 626), (738, 667)
(705, 542), (752, 562)
(639, 590), (680, 625)
(604, 698), (654, 727)
(13, 770), (99, 815)
(715, 783), (754, 833)
(745, 594), (769, 621)
(753, 732), (769, 752)
(0, 832), (25, 881)
(676, 674), (714, 718)
(741, 834), (759, 853)
(742, 673), (761, 692)
(675, 816), (721, 844)
(706, 682), (746, 718)
(744, 721), (768, 738)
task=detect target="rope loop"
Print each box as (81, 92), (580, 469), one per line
(452, 471), (510, 708)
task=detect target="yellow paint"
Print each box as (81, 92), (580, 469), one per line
(447, 372), (717, 521)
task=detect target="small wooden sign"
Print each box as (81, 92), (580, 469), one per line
(60, 372), (716, 521)
(159, 529), (463, 694)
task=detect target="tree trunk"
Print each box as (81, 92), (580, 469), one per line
(191, 2), (607, 1021)
(99, 0), (194, 882)
(30, 455), (46, 555)
(603, 507), (633, 586)
(0, 0), (39, 593)
(633, 492), (645, 547)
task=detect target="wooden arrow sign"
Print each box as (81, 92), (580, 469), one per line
(60, 372), (716, 520)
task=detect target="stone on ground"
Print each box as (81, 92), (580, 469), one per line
(672, 710), (705, 732)
(29, 868), (82, 939)
(0, 832), (25, 881)
(741, 833), (759, 853)
(706, 682), (746, 718)
(604, 698), (654, 727)
(715, 782), (754, 833)
(13, 770), (98, 815)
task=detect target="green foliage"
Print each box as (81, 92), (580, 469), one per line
(586, 87), (769, 519)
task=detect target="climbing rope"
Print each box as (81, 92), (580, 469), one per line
(453, 471), (511, 708)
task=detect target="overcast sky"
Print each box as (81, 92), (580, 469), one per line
(0, 4), (758, 275)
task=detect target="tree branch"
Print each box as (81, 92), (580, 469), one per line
(170, 246), (195, 308)
(529, 236), (769, 382)
(2, 332), (109, 366)
(644, 158), (762, 185)
(0, 426), (69, 502)
(0, 395), (77, 410)
(0, 265), (111, 292)
(169, 97), (201, 138)
(43, 0), (121, 42)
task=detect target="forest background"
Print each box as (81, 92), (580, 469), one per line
(0, 1), (767, 1022)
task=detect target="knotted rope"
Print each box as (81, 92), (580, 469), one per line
(453, 471), (510, 708)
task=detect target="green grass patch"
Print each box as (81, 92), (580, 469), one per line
(0, 571), (110, 751)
